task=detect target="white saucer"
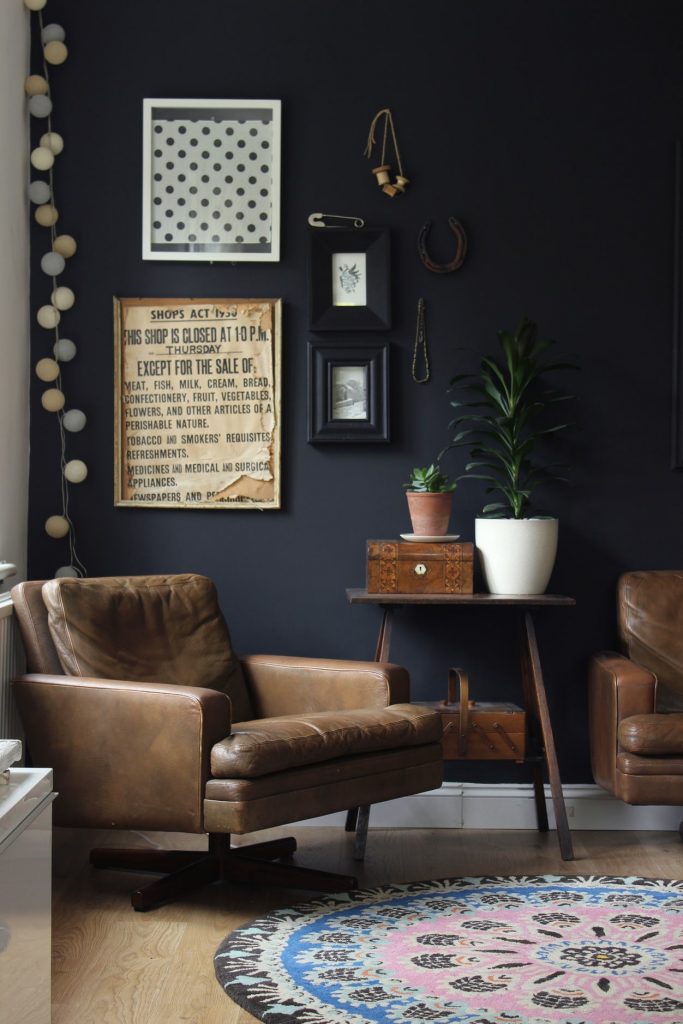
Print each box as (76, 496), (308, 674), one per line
(400, 533), (461, 543)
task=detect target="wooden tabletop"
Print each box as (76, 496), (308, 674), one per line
(346, 588), (575, 607)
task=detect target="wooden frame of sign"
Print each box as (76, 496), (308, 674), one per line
(114, 296), (282, 509)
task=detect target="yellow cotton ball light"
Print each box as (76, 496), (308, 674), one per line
(44, 40), (68, 65)
(24, 0), (48, 9)
(51, 286), (75, 310)
(30, 146), (54, 171)
(64, 460), (88, 484)
(40, 131), (64, 155)
(25, 75), (49, 96)
(36, 304), (60, 329)
(35, 357), (60, 382)
(41, 388), (65, 412)
(45, 515), (70, 539)
(35, 205), (59, 227)
(53, 234), (76, 258)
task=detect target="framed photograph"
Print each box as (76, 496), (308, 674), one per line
(309, 228), (391, 330)
(114, 296), (282, 508)
(308, 341), (390, 442)
(142, 99), (281, 262)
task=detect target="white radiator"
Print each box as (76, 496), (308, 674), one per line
(0, 596), (24, 749)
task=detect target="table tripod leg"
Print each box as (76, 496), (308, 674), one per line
(531, 761), (549, 832)
(520, 612), (574, 860)
(374, 606), (393, 662)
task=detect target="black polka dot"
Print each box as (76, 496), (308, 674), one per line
(212, 211), (220, 219)
(200, 222), (208, 230)
(165, 185), (174, 194)
(248, 200), (256, 208)
(201, 174), (209, 183)
(154, 125), (162, 134)
(153, 197), (161, 206)
(261, 164), (269, 173)
(247, 224), (255, 232)
(177, 221), (185, 229)
(249, 128), (258, 136)
(178, 149), (186, 158)
(189, 186), (198, 194)
(259, 212), (268, 220)
(165, 233), (173, 241)
(177, 197), (186, 206)
(261, 140), (270, 149)
(237, 164), (245, 172)
(154, 149), (162, 157)
(190, 138), (198, 146)
(202, 126), (210, 135)
(236, 212), (244, 220)
(212, 234), (220, 242)
(189, 162), (198, 170)
(224, 199), (233, 208)
(224, 223), (232, 231)
(238, 140), (246, 148)
(213, 162), (222, 171)
(201, 150), (210, 159)
(201, 198), (209, 207)
(188, 233), (196, 241)
(154, 173), (162, 181)
(259, 236), (268, 243)
(235, 235), (244, 242)
(153, 220), (161, 228)
(165, 137), (175, 146)
(166, 161), (175, 170)
(249, 152), (257, 160)
(260, 188), (268, 196)
(178, 125), (187, 134)
(236, 187), (245, 196)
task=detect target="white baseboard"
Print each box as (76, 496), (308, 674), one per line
(296, 782), (683, 831)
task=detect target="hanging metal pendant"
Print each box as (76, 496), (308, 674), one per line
(418, 216), (468, 273)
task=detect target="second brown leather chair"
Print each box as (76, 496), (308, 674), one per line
(12, 574), (443, 909)
(589, 570), (683, 835)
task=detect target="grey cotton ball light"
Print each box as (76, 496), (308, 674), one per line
(62, 409), (86, 432)
(54, 338), (77, 362)
(28, 94), (53, 118)
(41, 251), (66, 277)
(28, 180), (51, 205)
(41, 23), (66, 44)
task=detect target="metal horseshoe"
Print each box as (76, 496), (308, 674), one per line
(417, 216), (468, 273)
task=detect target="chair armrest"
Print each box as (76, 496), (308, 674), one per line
(12, 673), (231, 832)
(588, 651), (656, 795)
(240, 654), (410, 718)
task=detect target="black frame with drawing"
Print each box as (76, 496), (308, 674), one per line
(308, 341), (390, 442)
(309, 228), (391, 330)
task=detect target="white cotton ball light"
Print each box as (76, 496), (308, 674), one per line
(52, 234), (76, 258)
(54, 338), (76, 362)
(28, 180), (51, 205)
(44, 40), (68, 65)
(55, 565), (79, 578)
(35, 358), (60, 382)
(37, 304), (60, 329)
(24, 0), (48, 10)
(51, 286), (75, 310)
(41, 388), (65, 412)
(30, 146), (54, 171)
(35, 205), (59, 227)
(28, 95), (52, 118)
(62, 408), (86, 432)
(45, 515), (70, 539)
(40, 132), (64, 155)
(41, 251), (65, 276)
(64, 460), (88, 484)
(41, 23), (66, 44)
(25, 74), (48, 96)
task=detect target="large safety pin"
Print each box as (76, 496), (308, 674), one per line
(418, 216), (468, 273)
(308, 212), (365, 229)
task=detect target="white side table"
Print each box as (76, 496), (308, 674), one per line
(0, 768), (55, 1024)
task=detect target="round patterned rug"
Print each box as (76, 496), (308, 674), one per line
(214, 874), (683, 1024)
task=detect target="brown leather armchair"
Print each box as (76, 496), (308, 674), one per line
(589, 570), (683, 834)
(11, 574), (442, 909)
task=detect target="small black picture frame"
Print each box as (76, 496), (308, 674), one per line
(309, 228), (391, 331)
(308, 341), (390, 443)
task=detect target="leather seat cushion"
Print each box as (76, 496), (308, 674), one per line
(617, 750), (683, 776)
(42, 573), (253, 722)
(618, 712), (683, 756)
(211, 702), (442, 779)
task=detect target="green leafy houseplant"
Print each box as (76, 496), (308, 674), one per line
(446, 317), (575, 519)
(403, 463), (457, 494)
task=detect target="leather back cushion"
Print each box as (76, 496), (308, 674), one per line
(618, 571), (683, 712)
(41, 573), (254, 722)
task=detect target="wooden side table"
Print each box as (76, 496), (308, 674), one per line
(346, 589), (576, 861)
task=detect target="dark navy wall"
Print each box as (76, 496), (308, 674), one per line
(28, 0), (683, 783)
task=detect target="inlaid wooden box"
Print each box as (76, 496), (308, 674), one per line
(366, 539), (474, 594)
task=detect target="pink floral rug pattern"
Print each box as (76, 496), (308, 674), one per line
(215, 875), (683, 1023)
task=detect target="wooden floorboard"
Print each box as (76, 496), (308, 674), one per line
(51, 825), (683, 1023)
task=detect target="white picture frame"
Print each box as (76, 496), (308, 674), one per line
(142, 98), (281, 262)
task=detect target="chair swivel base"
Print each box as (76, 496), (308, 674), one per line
(89, 834), (359, 911)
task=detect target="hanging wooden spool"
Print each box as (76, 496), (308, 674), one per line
(394, 175), (410, 193)
(372, 164), (392, 187)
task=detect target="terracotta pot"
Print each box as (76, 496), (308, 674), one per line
(406, 491), (453, 536)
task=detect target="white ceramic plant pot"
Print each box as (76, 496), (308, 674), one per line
(475, 517), (559, 595)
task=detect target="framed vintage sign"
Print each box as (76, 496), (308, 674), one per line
(307, 340), (390, 442)
(142, 99), (281, 262)
(114, 297), (282, 508)
(309, 228), (391, 330)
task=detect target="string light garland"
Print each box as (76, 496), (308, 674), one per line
(24, 0), (87, 578)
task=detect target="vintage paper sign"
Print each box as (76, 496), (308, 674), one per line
(114, 297), (281, 508)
